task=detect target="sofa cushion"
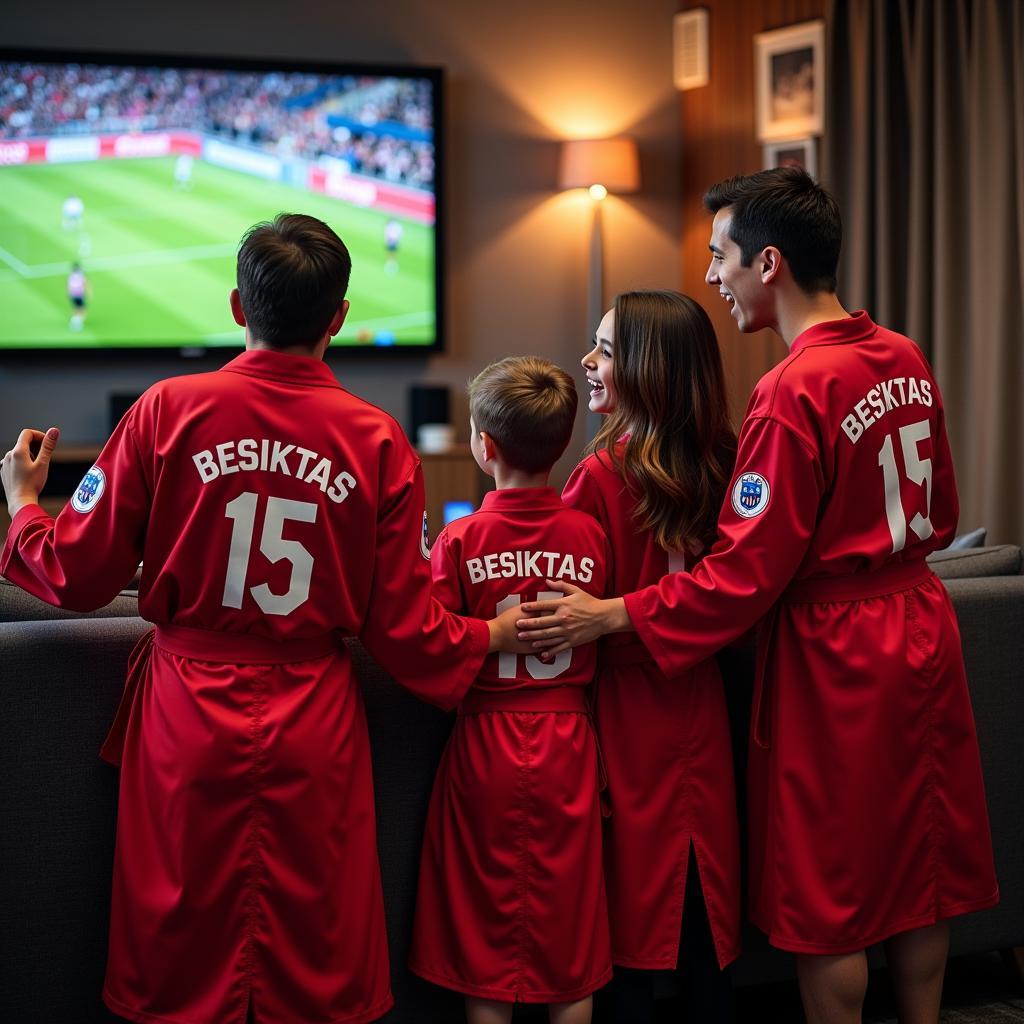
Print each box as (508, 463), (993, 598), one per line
(945, 527), (987, 549)
(0, 576), (140, 622)
(927, 545), (1022, 579)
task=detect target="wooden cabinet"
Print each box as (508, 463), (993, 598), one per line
(419, 445), (491, 541)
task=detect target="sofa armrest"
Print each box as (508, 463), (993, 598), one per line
(1, 616), (151, 1023)
(928, 544), (1023, 579)
(0, 576), (140, 623)
(944, 575), (1024, 954)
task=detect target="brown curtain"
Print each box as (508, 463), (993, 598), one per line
(825, 0), (1024, 544)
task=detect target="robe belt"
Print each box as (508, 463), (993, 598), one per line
(781, 558), (933, 604)
(99, 625), (340, 767)
(752, 558), (933, 751)
(457, 685), (589, 715)
(154, 623), (340, 664)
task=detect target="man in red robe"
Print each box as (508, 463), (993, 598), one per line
(1, 213), (524, 1024)
(518, 169), (998, 1024)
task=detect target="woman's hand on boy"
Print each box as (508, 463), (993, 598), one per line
(1, 427), (60, 517)
(516, 581), (633, 656)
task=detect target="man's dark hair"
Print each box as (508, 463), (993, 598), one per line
(703, 168), (841, 294)
(236, 213), (352, 348)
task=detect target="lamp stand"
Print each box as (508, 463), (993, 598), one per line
(587, 199), (604, 337)
(586, 200), (605, 440)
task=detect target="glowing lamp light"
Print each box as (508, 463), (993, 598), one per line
(558, 137), (640, 199)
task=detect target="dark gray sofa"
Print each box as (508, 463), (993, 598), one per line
(1, 548), (1021, 1022)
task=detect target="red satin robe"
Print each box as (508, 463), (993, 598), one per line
(1, 349), (488, 1023)
(562, 453), (742, 970)
(623, 312), (998, 953)
(409, 487), (613, 1002)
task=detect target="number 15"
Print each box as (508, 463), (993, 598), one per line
(222, 492), (317, 615)
(496, 592), (572, 679)
(877, 419), (934, 553)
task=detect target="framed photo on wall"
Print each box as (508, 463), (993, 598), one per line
(764, 137), (817, 179)
(755, 20), (825, 142)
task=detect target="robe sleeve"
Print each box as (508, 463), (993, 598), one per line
(624, 416), (822, 679)
(927, 399), (959, 549)
(357, 458), (487, 711)
(1, 411), (150, 611)
(429, 527), (467, 612)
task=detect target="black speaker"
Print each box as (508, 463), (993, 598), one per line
(109, 393), (141, 433)
(408, 384), (450, 441)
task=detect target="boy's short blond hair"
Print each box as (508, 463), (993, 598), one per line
(468, 357), (578, 474)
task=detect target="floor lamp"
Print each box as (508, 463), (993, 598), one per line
(557, 137), (641, 336)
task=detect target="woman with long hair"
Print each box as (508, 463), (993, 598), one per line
(563, 290), (740, 1022)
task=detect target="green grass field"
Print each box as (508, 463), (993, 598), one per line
(0, 156), (435, 348)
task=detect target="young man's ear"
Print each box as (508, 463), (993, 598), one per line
(760, 246), (783, 285)
(229, 288), (246, 327)
(328, 299), (350, 338)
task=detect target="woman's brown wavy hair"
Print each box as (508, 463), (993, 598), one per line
(589, 290), (736, 555)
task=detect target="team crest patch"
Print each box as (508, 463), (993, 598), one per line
(731, 471), (770, 519)
(420, 511), (431, 560)
(71, 465), (106, 513)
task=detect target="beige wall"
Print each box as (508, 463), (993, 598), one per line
(1, 0), (682, 485)
(679, 0), (828, 423)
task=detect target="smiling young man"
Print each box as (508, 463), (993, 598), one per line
(518, 168), (998, 1024)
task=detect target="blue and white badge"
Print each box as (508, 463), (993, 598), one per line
(731, 471), (770, 519)
(420, 510), (431, 560)
(71, 465), (106, 513)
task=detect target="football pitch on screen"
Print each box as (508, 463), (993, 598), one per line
(0, 157), (435, 348)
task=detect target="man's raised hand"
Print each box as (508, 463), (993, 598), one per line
(1, 427), (60, 517)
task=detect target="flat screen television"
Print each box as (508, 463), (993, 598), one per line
(0, 49), (443, 353)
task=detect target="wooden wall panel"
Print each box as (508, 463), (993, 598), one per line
(679, 0), (828, 423)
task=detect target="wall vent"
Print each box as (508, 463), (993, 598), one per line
(674, 8), (710, 90)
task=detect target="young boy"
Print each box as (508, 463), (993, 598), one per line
(0, 214), (526, 1024)
(408, 357), (613, 1024)
(519, 169), (999, 1024)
